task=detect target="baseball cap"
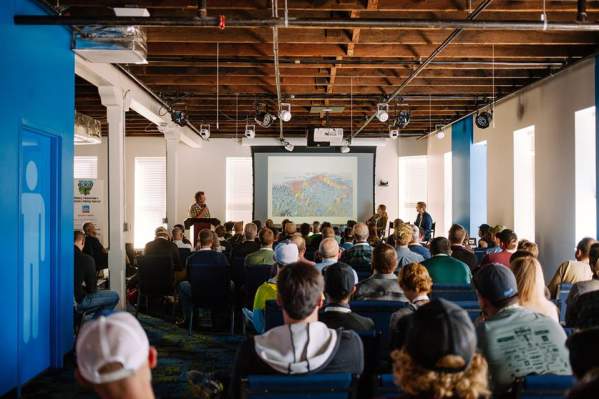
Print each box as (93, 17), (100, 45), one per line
(405, 299), (476, 373)
(274, 241), (299, 265)
(324, 262), (355, 300)
(473, 263), (518, 304)
(76, 312), (150, 384)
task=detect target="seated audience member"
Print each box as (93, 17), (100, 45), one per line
(299, 223), (312, 241)
(474, 263), (570, 393)
(367, 222), (381, 247)
(484, 225), (504, 254)
(211, 231), (225, 252)
(480, 229), (517, 268)
(231, 263), (364, 399)
(566, 327), (599, 399)
(517, 239), (539, 257)
(548, 237), (596, 298)
(172, 226), (192, 250)
(228, 222), (244, 247)
(250, 242), (299, 334)
(289, 234), (315, 267)
(390, 299), (490, 399)
(177, 229), (230, 327)
(315, 238), (341, 273)
(321, 226), (336, 240)
(265, 219), (278, 237)
(252, 219), (262, 231)
(245, 228), (275, 267)
(174, 223), (192, 243)
(511, 255), (559, 322)
(368, 204), (389, 238)
(214, 225), (231, 253)
(223, 221), (235, 239)
(340, 227), (354, 250)
(339, 223), (373, 274)
(390, 262), (432, 348)
(145, 226), (183, 274)
(422, 237), (471, 285)
(75, 312), (157, 399)
(566, 242), (599, 327)
(231, 223), (260, 259)
(477, 223), (492, 249)
(354, 243), (407, 301)
(308, 221), (321, 242)
(82, 222), (108, 271)
(448, 224), (477, 271)
(320, 262), (375, 333)
(408, 224), (431, 260)
(395, 223), (425, 268)
(276, 220), (297, 244)
(386, 218), (404, 247)
(74, 231), (119, 315)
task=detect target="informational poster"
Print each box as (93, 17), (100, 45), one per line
(73, 179), (106, 246)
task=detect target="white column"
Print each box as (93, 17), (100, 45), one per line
(159, 122), (182, 230)
(99, 85), (127, 310)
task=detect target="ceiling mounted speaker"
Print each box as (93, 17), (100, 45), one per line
(475, 111), (493, 129)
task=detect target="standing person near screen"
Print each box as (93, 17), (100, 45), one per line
(414, 201), (433, 241)
(189, 191), (211, 219)
(368, 204), (388, 238)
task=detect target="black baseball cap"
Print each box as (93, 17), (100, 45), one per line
(405, 299), (476, 373)
(323, 262), (355, 300)
(473, 263), (518, 304)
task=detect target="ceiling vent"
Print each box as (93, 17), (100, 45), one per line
(309, 106), (345, 113)
(74, 26), (147, 64)
(74, 112), (102, 145)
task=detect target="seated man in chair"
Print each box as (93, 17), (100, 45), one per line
(230, 262), (364, 399)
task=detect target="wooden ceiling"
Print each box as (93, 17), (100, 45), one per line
(68, 0), (599, 138)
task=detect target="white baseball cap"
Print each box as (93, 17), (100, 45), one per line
(76, 312), (150, 384)
(274, 241), (299, 265)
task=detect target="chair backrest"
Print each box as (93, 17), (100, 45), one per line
(518, 374), (575, 399)
(138, 255), (174, 297)
(556, 283), (572, 322)
(244, 265), (275, 308)
(430, 284), (477, 302)
(350, 300), (409, 341)
(375, 374), (399, 399)
(179, 248), (191, 265)
(188, 264), (231, 308)
(359, 331), (382, 375)
(264, 300), (284, 331)
(231, 255), (246, 286)
(356, 271), (371, 283)
(242, 373), (356, 399)
(473, 249), (486, 264)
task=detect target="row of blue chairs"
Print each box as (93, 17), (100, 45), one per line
(240, 373), (575, 399)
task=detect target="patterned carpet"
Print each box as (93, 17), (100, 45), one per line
(12, 312), (244, 398)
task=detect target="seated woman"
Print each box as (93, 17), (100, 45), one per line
(386, 218), (404, 247)
(389, 262), (432, 349)
(367, 222), (381, 247)
(368, 204), (388, 238)
(511, 255), (559, 322)
(390, 299), (490, 399)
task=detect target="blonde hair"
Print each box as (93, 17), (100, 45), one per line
(396, 224), (413, 246)
(391, 349), (490, 399)
(511, 256), (546, 303)
(517, 240), (539, 258)
(399, 263), (433, 294)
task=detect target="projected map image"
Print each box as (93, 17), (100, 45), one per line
(272, 174), (353, 217)
(268, 156), (358, 223)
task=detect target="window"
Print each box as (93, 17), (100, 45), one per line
(74, 156), (97, 179)
(514, 126), (535, 241)
(470, 141), (488, 236)
(443, 152), (452, 234)
(398, 156), (428, 221)
(226, 157), (253, 223)
(134, 157), (166, 248)
(575, 106), (597, 240)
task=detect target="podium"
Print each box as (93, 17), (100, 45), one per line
(184, 218), (221, 248)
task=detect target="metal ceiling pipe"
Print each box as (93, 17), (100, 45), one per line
(352, 0), (493, 138)
(13, 15), (599, 31)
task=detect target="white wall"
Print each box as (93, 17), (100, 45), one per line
(424, 58), (595, 277)
(76, 137), (400, 244)
(426, 127), (452, 235)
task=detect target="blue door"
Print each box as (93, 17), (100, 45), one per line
(19, 128), (56, 383)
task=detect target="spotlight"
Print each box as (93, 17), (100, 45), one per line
(170, 110), (187, 127)
(436, 131), (445, 140)
(389, 127), (399, 139)
(376, 103), (389, 123)
(244, 123), (256, 139)
(199, 124), (210, 139)
(397, 110), (411, 129)
(279, 103), (292, 122)
(281, 139), (294, 152)
(340, 139), (350, 153)
(475, 111), (493, 129)
(255, 111), (277, 128)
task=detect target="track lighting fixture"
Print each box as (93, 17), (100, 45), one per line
(170, 110), (187, 127)
(279, 103), (292, 122)
(244, 123), (256, 139)
(436, 131), (445, 140)
(397, 110), (411, 129)
(199, 124), (210, 139)
(376, 103), (389, 123)
(475, 111), (493, 129)
(340, 139), (351, 153)
(389, 127), (399, 139)
(280, 138), (294, 152)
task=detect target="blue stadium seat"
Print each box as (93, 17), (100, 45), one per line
(430, 284), (477, 302)
(375, 374), (398, 399)
(264, 300), (284, 331)
(350, 300), (409, 342)
(241, 373), (357, 399)
(518, 374), (575, 399)
(473, 249), (486, 264)
(555, 283), (572, 323)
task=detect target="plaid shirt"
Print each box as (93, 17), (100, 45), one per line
(189, 202), (210, 218)
(339, 242), (372, 274)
